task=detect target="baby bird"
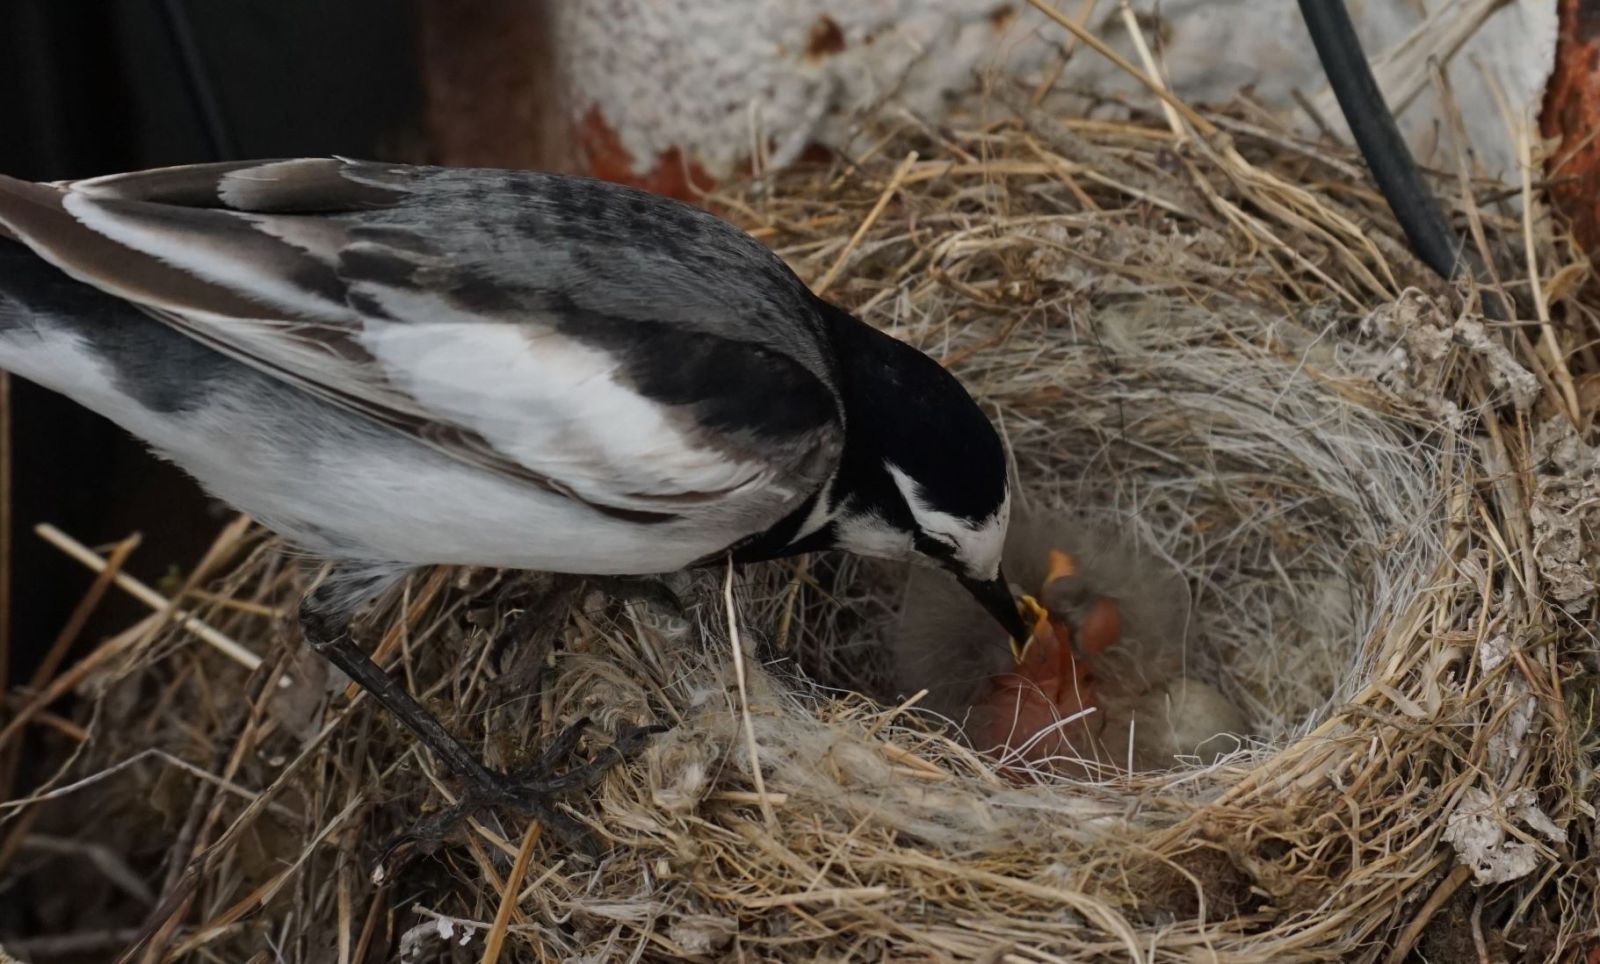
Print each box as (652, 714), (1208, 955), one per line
(893, 505), (1246, 775)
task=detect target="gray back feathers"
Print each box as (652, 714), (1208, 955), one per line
(0, 158), (845, 530)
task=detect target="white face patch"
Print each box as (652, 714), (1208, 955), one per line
(791, 473), (837, 543)
(886, 463), (1009, 580)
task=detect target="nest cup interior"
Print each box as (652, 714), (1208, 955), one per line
(793, 295), (1448, 755)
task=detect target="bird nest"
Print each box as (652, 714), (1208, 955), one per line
(5, 96), (1600, 962)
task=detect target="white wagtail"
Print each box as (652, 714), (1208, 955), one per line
(0, 158), (1026, 847)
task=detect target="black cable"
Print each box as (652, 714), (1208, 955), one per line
(1297, 0), (1461, 281)
(153, 0), (236, 161)
(1298, 0), (1511, 321)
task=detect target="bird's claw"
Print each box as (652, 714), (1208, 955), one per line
(373, 718), (667, 882)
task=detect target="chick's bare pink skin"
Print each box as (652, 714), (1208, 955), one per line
(978, 552), (1125, 766)
(981, 614), (1090, 762)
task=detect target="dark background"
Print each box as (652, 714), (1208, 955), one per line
(0, 0), (421, 681)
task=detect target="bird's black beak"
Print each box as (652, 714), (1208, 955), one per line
(959, 571), (1028, 645)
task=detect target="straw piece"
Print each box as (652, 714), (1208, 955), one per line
(480, 821), (541, 964)
(34, 523), (280, 684)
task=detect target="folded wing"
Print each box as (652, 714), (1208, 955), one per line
(0, 159), (841, 524)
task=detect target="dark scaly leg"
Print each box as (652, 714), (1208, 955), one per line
(375, 717), (662, 873)
(300, 598), (502, 787)
(300, 564), (663, 870)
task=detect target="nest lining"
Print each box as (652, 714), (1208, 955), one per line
(830, 294), (1451, 750)
(3, 89), (1598, 963)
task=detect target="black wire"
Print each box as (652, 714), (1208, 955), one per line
(1297, 0), (1511, 321)
(1297, 0), (1461, 281)
(153, 0), (236, 161)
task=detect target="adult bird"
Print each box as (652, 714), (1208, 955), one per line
(0, 158), (1027, 843)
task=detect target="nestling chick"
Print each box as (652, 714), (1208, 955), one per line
(892, 506), (1247, 775)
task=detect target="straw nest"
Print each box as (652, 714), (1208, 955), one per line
(5, 82), (1600, 964)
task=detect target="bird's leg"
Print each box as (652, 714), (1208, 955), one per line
(300, 602), (502, 787)
(298, 576), (662, 871)
(374, 716), (663, 875)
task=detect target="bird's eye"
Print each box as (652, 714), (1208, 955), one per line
(915, 532), (959, 559)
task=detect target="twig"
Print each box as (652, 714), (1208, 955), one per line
(1117, 2), (1183, 138)
(724, 560), (776, 827)
(0, 695), (87, 741)
(1023, 0), (1216, 136)
(4, 929), (146, 958)
(0, 532), (140, 806)
(20, 833), (156, 904)
(0, 614), (157, 753)
(862, 689), (929, 741)
(0, 747), (290, 815)
(1305, 0), (1511, 124)
(481, 821), (542, 964)
(1029, 0), (1101, 105)
(1497, 90), (1580, 425)
(813, 150), (919, 296)
(34, 523), (284, 685)
(1384, 863), (1474, 964)
(774, 558), (809, 654)
(165, 793), (367, 959)
(32, 532), (143, 688)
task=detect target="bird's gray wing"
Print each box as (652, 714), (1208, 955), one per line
(0, 159), (842, 523)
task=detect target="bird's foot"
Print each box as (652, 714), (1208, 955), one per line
(374, 717), (665, 881)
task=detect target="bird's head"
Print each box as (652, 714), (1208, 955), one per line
(816, 304), (1028, 643)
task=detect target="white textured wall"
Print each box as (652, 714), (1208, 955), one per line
(554, 0), (1556, 185)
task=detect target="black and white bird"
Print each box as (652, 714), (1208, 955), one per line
(0, 158), (1026, 840)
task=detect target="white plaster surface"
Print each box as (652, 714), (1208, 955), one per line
(553, 0), (1556, 183)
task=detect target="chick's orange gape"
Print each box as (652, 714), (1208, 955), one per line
(983, 550), (1123, 766)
